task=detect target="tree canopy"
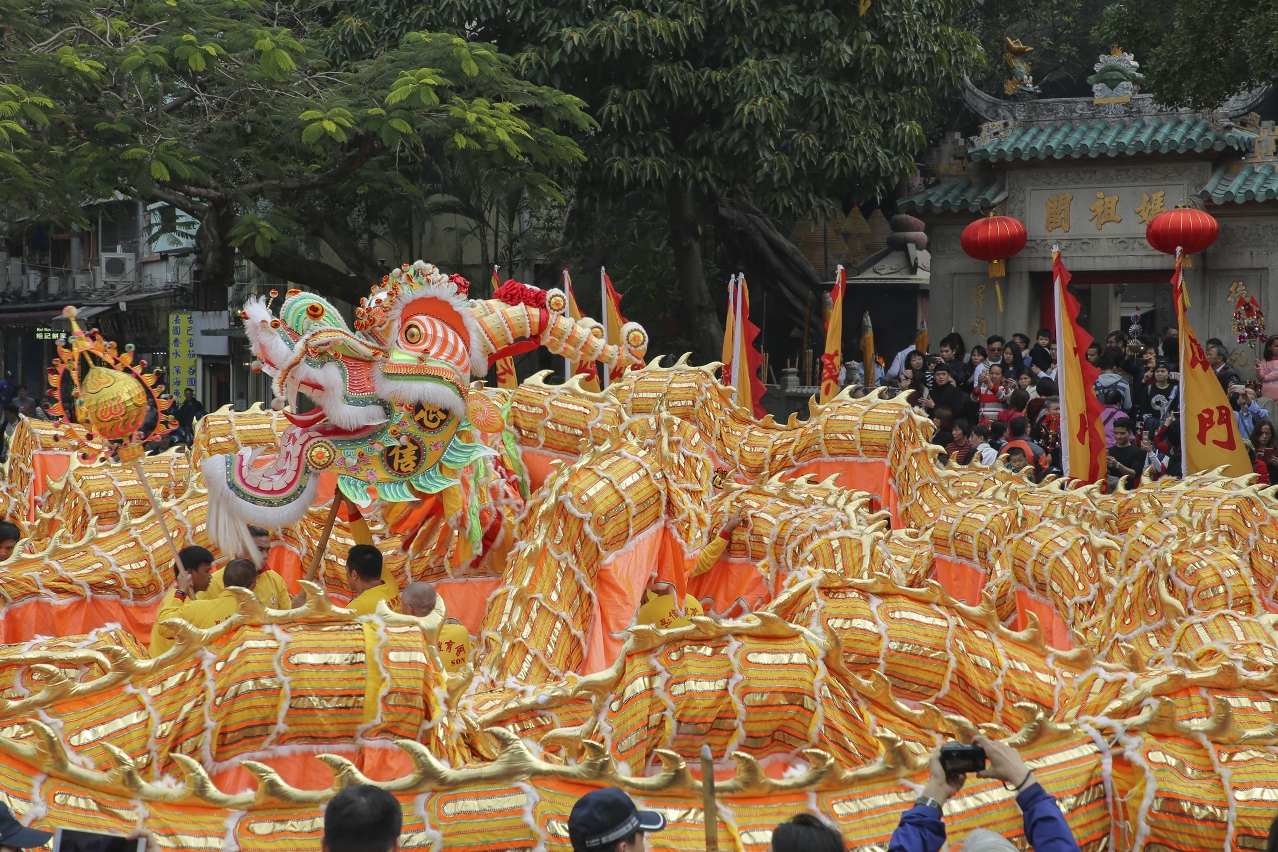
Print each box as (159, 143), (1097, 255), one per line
(411, 0), (983, 359)
(0, 0), (591, 302)
(1094, 0), (1274, 110)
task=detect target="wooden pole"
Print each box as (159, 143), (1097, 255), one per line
(701, 744), (718, 852)
(134, 460), (183, 569)
(303, 497), (343, 583)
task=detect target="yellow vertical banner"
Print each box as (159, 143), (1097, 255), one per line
(1174, 254), (1252, 477)
(819, 266), (845, 403)
(168, 312), (196, 395)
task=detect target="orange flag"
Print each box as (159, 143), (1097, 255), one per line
(819, 266), (845, 403)
(492, 265), (518, 389)
(563, 269), (601, 391)
(1173, 251), (1252, 477)
(1053, 249), (1106, 483)
(600, 268), (627, 387)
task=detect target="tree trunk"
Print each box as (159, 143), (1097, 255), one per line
(666, 181), (723, 363)
(714, 186), (823, 333)
(194, 203), (240, 289)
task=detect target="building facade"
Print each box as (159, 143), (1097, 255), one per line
(902, 67), (1278, 374)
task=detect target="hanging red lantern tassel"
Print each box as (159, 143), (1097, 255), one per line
(961, 214), (1027, 312)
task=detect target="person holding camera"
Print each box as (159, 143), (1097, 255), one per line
(888, 735), (1080, 852)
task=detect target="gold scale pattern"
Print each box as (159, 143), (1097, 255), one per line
(0, 359), (1277, 852)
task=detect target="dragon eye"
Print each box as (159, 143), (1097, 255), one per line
(402, 319), (425, 346)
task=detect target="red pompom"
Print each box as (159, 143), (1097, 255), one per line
(493, 279), (547, 309)
(448, 273), (471, 296)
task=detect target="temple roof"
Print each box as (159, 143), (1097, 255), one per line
(1201, 162), (1278, 204)
(968, 115), (1257, 164)
(897, 175), (1005, 215)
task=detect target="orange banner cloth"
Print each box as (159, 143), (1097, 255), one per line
(1053, 250), (1107, 483)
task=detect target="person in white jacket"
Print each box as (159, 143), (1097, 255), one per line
(970, 424), (999, 466)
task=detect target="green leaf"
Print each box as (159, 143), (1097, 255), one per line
(150, 160), (170, 181)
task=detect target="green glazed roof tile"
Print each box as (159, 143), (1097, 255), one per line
(1200, 162), (1278, 205)
(969, 114), (1255, 163)
(898, 174), (1007, 215)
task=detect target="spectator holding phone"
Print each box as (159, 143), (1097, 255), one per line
(888, 735), (1080, 852)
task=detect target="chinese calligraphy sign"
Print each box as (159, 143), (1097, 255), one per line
(1134, 191), (1167, 225)
(168, 312), (197, 393)
(1088, 192), (1122, 230)
(1045, 193), (1072, 233)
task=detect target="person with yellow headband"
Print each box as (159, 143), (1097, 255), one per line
(636, 510), (746, 629)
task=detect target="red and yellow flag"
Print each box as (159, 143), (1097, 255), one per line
(492, 266), (519, 390)
(819, 266), (845, 403)
(721, 275), (767, 417)
(600, 267), (627, 386)
(1053, 250), (1107, 483)
(1173, 252), (1252, 477)
(562, 269), (600, 391)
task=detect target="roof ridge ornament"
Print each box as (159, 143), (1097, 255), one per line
(961, 76), (1269, 124)
(1089, 47), (1144, 104)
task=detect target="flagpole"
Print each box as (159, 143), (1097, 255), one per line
(1175, 247), (1188, 471)
(733, 276), (745, 402)
(600, 266), (609, 388)
(563, 268), (572, 382)
(1052, 245), (1069, 478)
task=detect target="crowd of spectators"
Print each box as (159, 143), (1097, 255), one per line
(851, 325), (1278, 489)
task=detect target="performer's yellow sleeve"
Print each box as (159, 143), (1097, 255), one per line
(149, 589), (183, 656)
(692, 534), (729, 578)
(349, 515), (374, 546)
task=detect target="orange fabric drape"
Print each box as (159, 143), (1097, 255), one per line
(932, 554), (987, 606)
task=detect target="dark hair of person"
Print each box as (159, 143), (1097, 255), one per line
(247, 525), (269, 538)
(1036, 328), (1052, 340)
(179, 545), (216, 571)
(1104, 346), (1127, 365)
(1095, 355), (1115, 370)
(1103, 390), (1121, 406)
(323, 785), (402, 852)
(1009, 415), (1030, 437)
(1113, 417), (1134, 431)
(1253, 421), (1276, 449)
(1086, 342), (1101, 355)
(1163, 338), (1179, 362)
(3, 402), (18, 416)
(1006, 446), (1027, 459)
(970, 344), (987, 360)
(932, 364), (949, 376)
(972, 424), (990, 440)
(952, 419), (971, 437)
(223, 559), (258, 590)
(1001, 342), (1025, 378)
(989, 421), (1008, 441)
(0, 521), (19, 544)
(1035, 377), (1056, 396)
(1107, 330), (1129, 345)
(1007, 388), (1030, 413)
(986, 334), (1005, 346)
(347, 544), (383, 581)
(771, 813), (844, 852)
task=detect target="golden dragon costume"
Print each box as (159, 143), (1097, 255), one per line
(0, 263), (1275, 852)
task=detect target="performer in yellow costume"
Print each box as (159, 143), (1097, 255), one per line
(149, 545), (216, 653)
(151, 559), (256, 656)
(200, 525), (290, 609)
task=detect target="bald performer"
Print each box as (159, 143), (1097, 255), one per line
(401, 581), (438, 617)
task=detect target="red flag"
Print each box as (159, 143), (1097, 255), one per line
(1053, 251), (1106, 483)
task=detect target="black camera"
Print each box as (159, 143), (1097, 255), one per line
(939, 742), (986, 774)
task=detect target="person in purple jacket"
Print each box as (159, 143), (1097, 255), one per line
(888, 734), (1082, 852)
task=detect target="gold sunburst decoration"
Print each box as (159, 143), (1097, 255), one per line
(47, 306), (175, 464)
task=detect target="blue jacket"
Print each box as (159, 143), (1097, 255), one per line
(887, 783), (1080, 852)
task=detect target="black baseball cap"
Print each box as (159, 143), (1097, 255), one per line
(568, 788), (665, 851)
(0, 802), (52, 849)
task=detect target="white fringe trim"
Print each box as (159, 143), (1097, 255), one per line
(372, 370), (465, 416)
(202, 455), (318, 559)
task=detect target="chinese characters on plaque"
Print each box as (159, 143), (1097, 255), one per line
(969, 284), (987, 339)
(168, 312), (197, 393)
(1042, 188), (1171, 233)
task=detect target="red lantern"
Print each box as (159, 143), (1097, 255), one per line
(961, 215), (1028, 278)
(1146, 206), (1218, 260)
